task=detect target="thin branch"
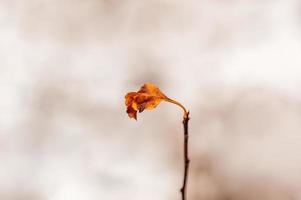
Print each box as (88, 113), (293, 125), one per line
(180, 112), (190, 200)
(165, 97), (190, 200)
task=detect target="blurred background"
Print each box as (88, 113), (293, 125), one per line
(1, 0), (301, 199)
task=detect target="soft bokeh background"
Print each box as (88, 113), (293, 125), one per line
(1, 0), (301, 199)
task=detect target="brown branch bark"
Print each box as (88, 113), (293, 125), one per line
(180, 112), (190, 200)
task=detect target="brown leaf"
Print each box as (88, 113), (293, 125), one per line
(125, 83), (168, 120)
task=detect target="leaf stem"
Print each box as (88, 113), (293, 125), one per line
(165, 98), (188, 119)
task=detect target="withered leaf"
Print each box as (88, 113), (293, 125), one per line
(125, 83), (168, 120)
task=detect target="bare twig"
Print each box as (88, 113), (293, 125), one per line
(180, 112), (190, 200)
(166, 98), (190, 200)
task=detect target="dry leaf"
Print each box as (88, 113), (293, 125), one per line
(125, 83), (168, 120)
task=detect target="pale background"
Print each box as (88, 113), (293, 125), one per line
(1, 0), (301, 199)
